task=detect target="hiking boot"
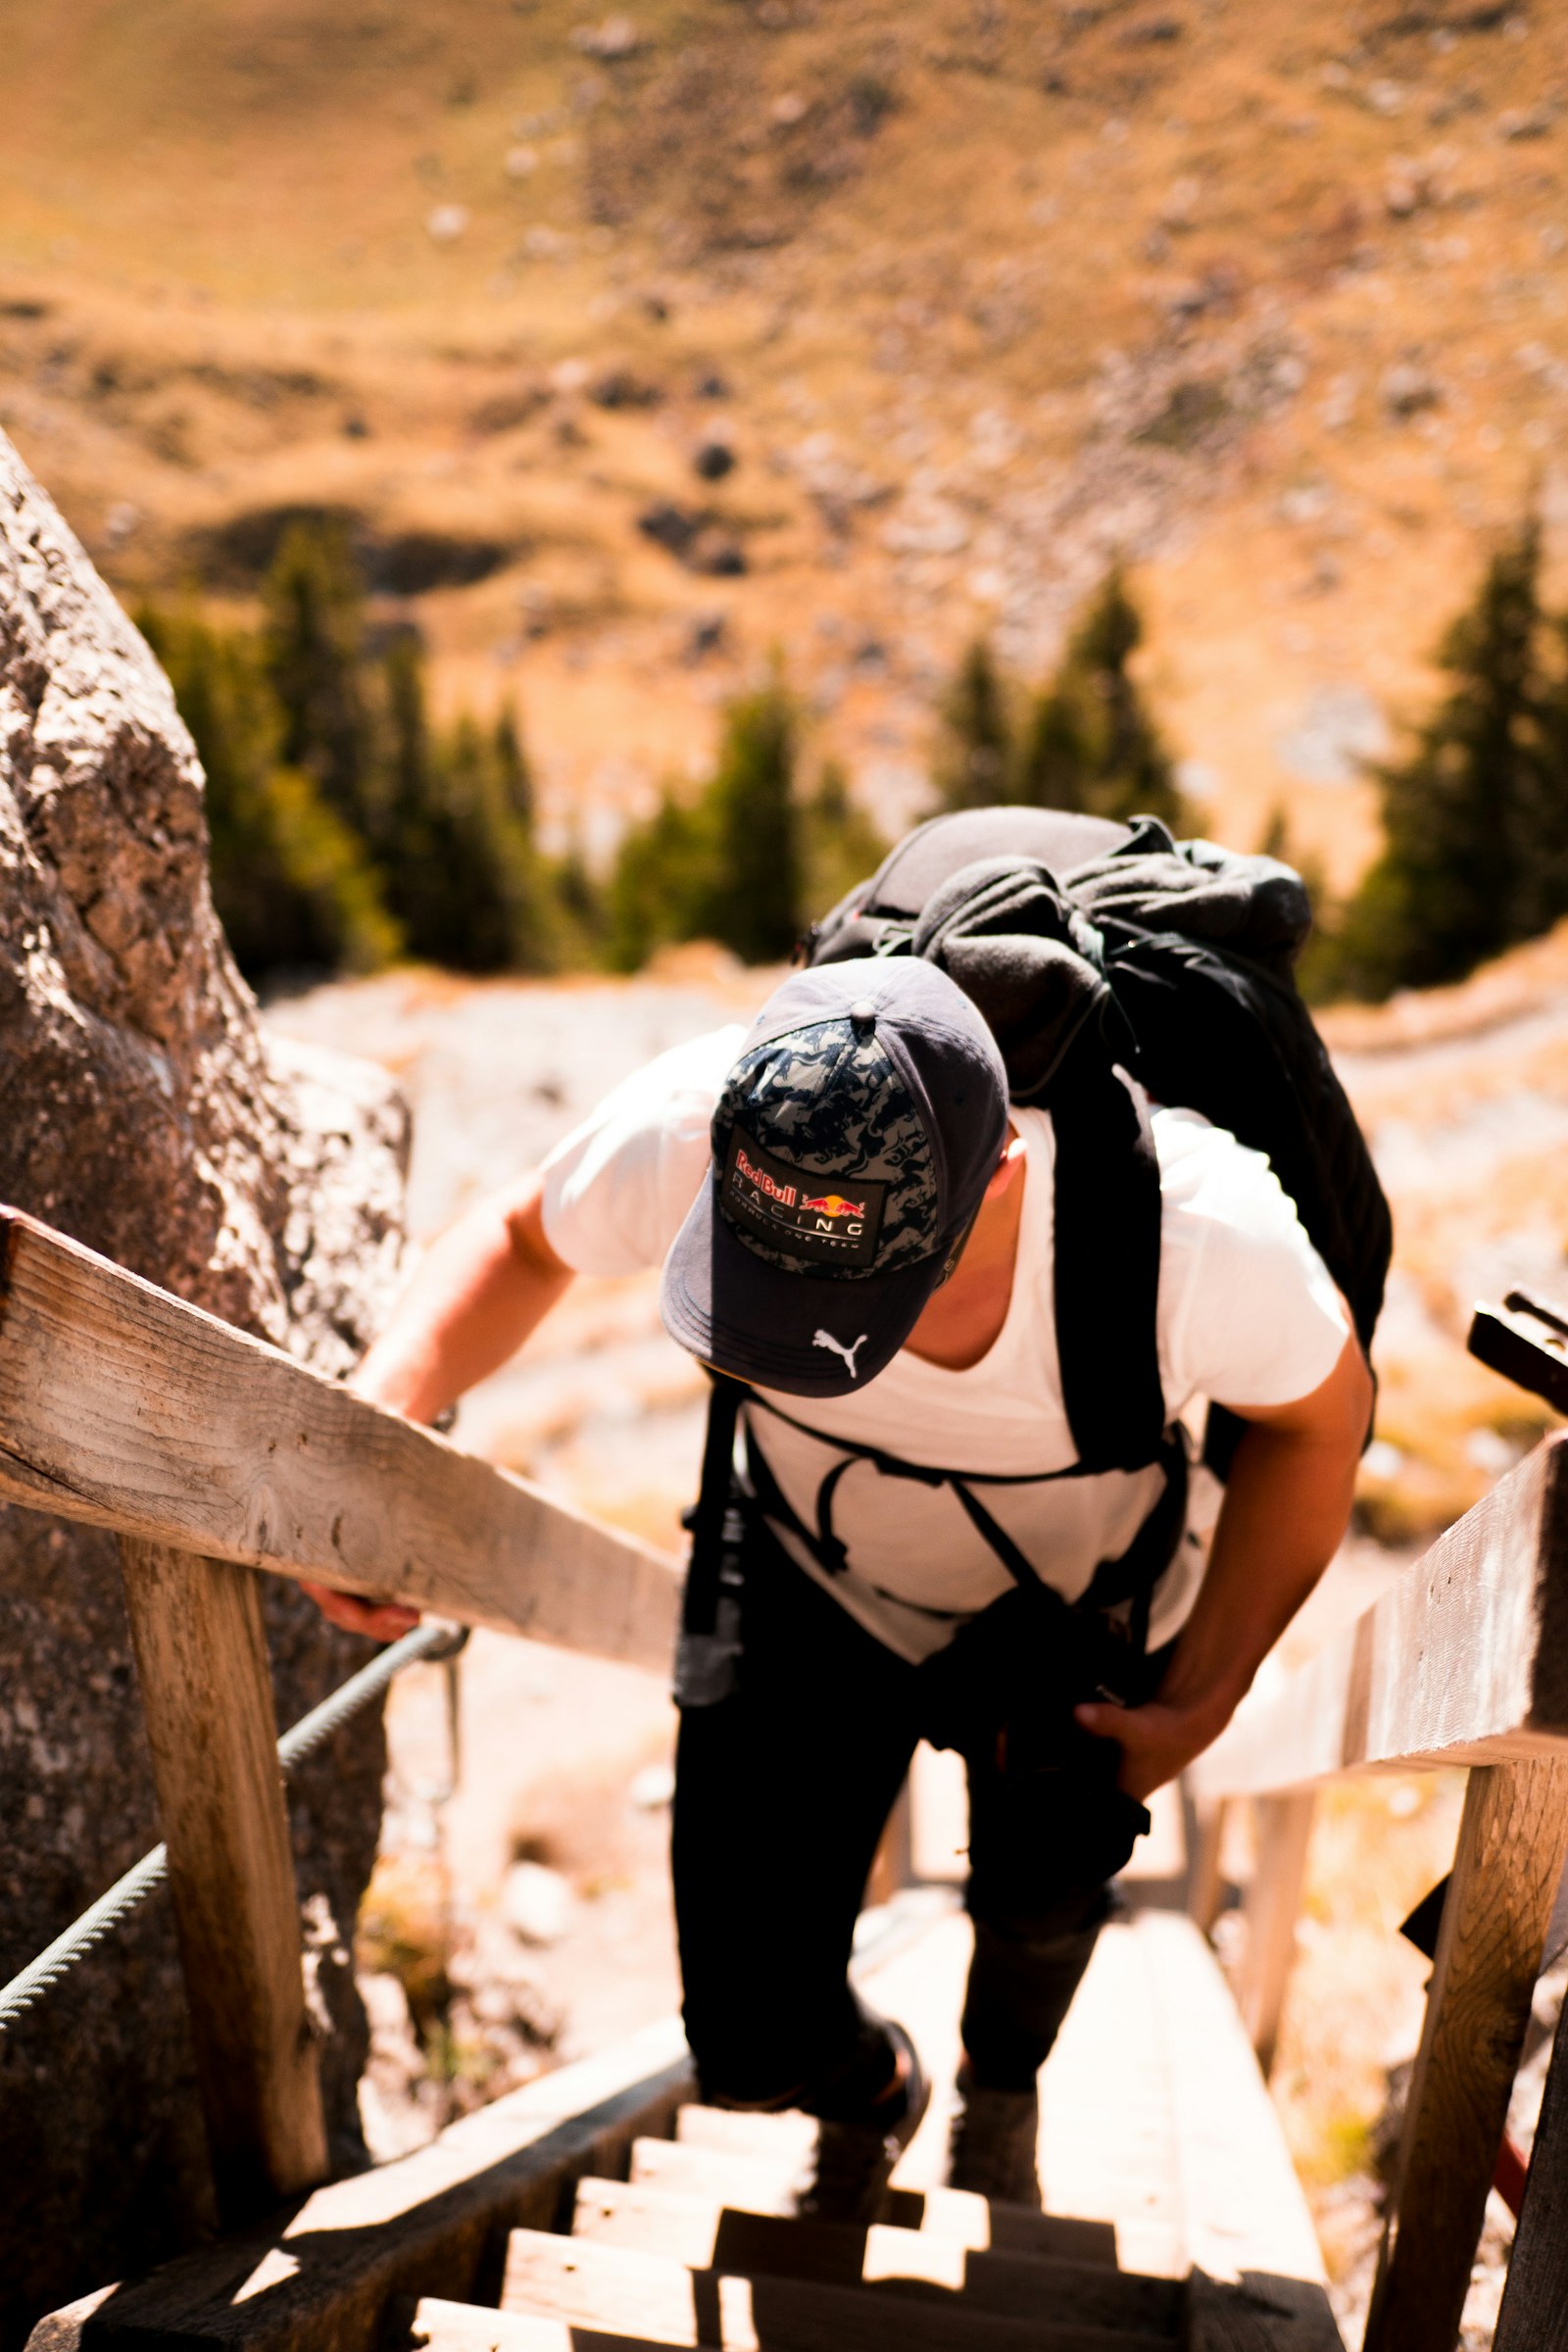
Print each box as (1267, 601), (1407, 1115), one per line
(799, 2020), (929, 2226)
(945, 2061), (1042, 2208)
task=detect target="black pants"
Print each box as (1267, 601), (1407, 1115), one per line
(672, 1523), (1157, 2107)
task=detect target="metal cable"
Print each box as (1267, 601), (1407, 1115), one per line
(0, 1616), (469, 2034)
(0, 1844), (173, 2030)
(276, 1618), (467, 1774)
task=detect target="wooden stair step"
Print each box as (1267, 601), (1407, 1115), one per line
(884, 2188), (1117, 2268)
(570, 2177), (1179, 2334)
(629, 2136), (1117, 2263)
(500, 2229), (1174, 2352)
(631, 2135), (808, 2209)
(413, 2297), (669, 2350)
(676, 2106), (821, 2160)
(1181, 2272), (1344, 2351)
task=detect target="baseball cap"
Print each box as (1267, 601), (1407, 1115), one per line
(660, 958), (1008, 1396)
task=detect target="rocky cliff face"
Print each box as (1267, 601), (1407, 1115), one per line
(0, 431), (408, 2344)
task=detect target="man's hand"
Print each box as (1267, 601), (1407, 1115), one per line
(1073, 1695), (1230, 1803)
(300, 1170), (576, 1641)
(302, 1581), (421, 1642)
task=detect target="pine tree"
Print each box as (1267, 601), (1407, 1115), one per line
(261, 518), (378, 837)
(139, 601), (400, 982)
(1013, 569), (1183, 828)
(433, 716), (522, 970)
(934, 637), (1013, 810)
(550, 834), (610, 966)
(483, 704), (573, 973)
(1516, 602), (1568, 942)
(380, 631), (433, 860)
(801, 760), (887, 923)
(606, 790), (712, 971)
(698, 679), (803, 962)
(492, 705), (535, 829)
(607, 682), (808, 970)
(374, 640), (562, 973)
(1329, 521), (1550, 998)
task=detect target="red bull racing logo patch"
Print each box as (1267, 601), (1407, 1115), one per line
(721, 1127), (886, 1269)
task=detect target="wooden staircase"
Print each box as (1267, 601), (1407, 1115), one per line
(15, 1219), (1568, 2352)
(408, 1907), (1342, 2352)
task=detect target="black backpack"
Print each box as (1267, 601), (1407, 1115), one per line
(803, 806), (1390, 1480)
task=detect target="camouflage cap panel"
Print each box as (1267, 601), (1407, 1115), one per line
(711, 1016), (940, 1278)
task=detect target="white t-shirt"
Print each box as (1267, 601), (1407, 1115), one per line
(539, 1027), (1348, 1663)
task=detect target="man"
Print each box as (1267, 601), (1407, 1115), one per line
(309, 955), (1371, 2213)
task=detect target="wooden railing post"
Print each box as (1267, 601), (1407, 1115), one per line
(1364, 1756), (1568, 2352)
(119, 1538), (328, 2221)
(1492, 1993), (1568, 2351)
(1237, 1791), (1315, 2079)
(1186, 1793), (1231, 1937)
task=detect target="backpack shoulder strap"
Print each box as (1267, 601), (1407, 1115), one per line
(681, 1372), (748, 1639)
(673, 1372), (751, 1710)
(1049, 1048), (1165, 1473)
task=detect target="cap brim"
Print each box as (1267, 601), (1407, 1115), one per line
(660, 1174), (945, 1396)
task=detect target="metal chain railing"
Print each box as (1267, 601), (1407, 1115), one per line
(0, 1617), (468, 2033)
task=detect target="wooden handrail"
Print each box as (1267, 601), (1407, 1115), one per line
(0, 1203), (688, 2229)
(1180, 1431), (1568, 2352)
(0, 1205), (682, 1670)
(1188, 1430), (1568, 1803)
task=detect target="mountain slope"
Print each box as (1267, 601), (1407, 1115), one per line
(3, 0), (1566, 870)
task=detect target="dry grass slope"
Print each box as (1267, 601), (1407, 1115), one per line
(4, 0), (1568, 871)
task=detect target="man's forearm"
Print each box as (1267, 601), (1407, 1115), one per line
(354, 1173), (572, 1422)
(1076, 1330), (1372, 1797)
(1152, 1414), (1361, 1733)
(303, 1177), (573, 1639)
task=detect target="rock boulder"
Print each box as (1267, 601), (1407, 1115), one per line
(0, 432), (408, 2340)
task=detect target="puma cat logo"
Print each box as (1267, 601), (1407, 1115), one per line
(812, 1329), (868, 1379)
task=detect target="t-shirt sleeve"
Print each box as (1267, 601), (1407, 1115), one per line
(1154, 1110), (1351, 1412)
(537, 1026), (743, 1277)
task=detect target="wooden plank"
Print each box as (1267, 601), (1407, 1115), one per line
(413, 2310), (584, 2352)
(1036, 1919), (1188, 2282)
(567, 2179), (1182, 2331)
(1364, 1757), (1568, 2352)
(1134, 1915), (1325, 2295)
(1492, 1996), (1568, 2352)
(1186, 1798), (1231, 1938)
(1236, 1795), (1316, 2079)
(632, 2135), (810, 2204)
(1181, 2270), (1344, 2350)
(413, 2302), (669, 2352)
(677, 2107), (820, 2160)
(500, 2230), (1174, 2352)
(1189, 1433), (1568, 1797)
(118, 1536), (327, 2219)
(627, 2145), (1117, 2265)
(26, 2017), (694, 2351)
(882, 2192), (1118, 2267)
(0, 1206), (680, 1670)
(1468, 1298), (1568, 1418)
